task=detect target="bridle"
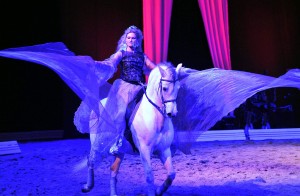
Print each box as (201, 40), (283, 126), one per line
(141, 77), (178, 117)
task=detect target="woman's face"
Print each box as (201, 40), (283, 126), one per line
(126, 32), (138, 48)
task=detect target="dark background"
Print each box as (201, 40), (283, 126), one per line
(0, 0), (299, 137)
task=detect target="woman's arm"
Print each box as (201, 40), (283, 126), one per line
(107, 51), (123, 70)
(144, 55), (156, 70)
(96, 51), (123, 71)
(93, 51), (123, 79)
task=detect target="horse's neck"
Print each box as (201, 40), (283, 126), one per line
(145, 80), (162, 106)
(142, 82), (164, 122)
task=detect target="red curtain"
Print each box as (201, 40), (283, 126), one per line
(198, 0), (231, 70)
(142, 0), (173, 64)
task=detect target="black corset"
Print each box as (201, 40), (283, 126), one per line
(120, 51), (145, 84)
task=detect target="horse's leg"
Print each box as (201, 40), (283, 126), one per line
(82, 109), (100, 193)
(139, 146), (156, 196)
(109, 153), (124, 196)
(156, 148), (176, 196)
(81, 148), (95, 193)
(81, 133), (99, 192)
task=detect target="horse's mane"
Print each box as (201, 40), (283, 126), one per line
(148, 62), (176, 85)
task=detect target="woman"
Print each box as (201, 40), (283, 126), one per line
(81, 25), (156, 193)
(89, 25), (156, 153)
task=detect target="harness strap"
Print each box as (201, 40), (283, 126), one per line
(159, 79), (178, 104)
(141, 83), (165, 116)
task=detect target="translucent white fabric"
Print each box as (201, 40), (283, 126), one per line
(1, 42), (300, 155)
(0, 42), (114, 134)
(174, 67), (300, 135)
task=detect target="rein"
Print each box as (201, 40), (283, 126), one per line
(140, 77), (178, 117)
(159, 78), (178, 104)
(141, 83), (165, 116)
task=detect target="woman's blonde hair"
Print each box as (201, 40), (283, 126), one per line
(116, 25), (143, 52)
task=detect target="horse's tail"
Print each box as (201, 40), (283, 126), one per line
(72, 157), (88, 172)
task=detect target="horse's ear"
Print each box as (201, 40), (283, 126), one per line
(176, 63), (183, 74)
(158, 65), (166, 77)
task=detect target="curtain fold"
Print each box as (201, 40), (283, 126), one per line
(142, 0), (173, 64)
(198, 0), (231, 70)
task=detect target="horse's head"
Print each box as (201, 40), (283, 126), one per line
(155, 62), (182, 117)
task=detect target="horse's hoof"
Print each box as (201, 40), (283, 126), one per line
(155, 189), (162, 196)
(81, 184), (94, 193)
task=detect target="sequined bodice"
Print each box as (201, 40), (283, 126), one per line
(120, 51), (145, 84)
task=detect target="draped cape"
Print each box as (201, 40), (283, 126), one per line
(1, 42), (300, 150)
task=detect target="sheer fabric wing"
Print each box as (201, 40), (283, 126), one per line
(174, 67), (300, 143)
(0, 42), (115, 134)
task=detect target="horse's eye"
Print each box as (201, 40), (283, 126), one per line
(162, 87), (168, 92)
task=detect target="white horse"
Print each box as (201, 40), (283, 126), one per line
(82, 62), (182, 196)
